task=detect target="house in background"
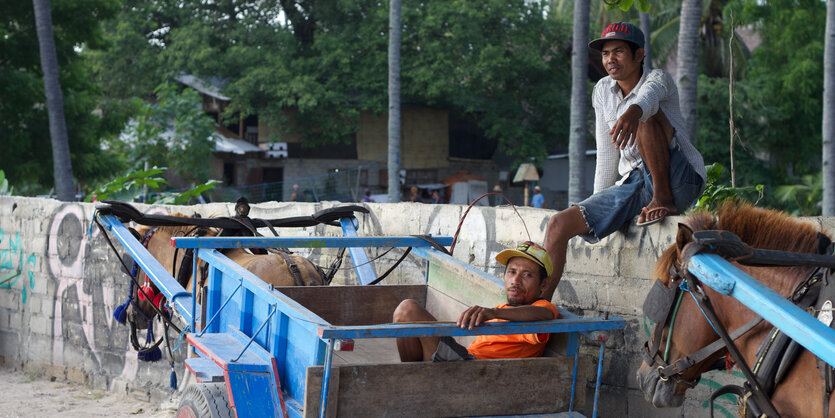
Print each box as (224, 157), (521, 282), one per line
(539, 150), (597, 210)
(175, 74), (502, 203)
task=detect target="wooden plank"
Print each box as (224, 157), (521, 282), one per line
(303, 365), (339, 418)
(425, 287), (476, 347)
(418, 248), (505, 309)
(332, 338), (400, 366)
(278, 285), (426, 326)
(304, 357), (576, 417)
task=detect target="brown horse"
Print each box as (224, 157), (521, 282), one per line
(636, 201), (835, 417)
(132, 215), (325, 317)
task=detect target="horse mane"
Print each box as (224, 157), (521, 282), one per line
(655, 200), (828, 288)
(134, 213), (220, 237)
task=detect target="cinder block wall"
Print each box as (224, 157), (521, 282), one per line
(0, 196), (831, 417)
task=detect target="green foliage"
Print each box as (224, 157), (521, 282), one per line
(0, 0), (124, 190)
(108, 83), (216, 183)
(90, 0), (573, 161)
(774, 172), (822, 216)
(85, 166), (220, 204)
(737, 0), (825, 178)
(606, 0), (651, 13)
(0, 170), (13, 196)
(693, 163), (763, 212)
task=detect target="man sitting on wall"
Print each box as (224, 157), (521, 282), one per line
(393, 242), (559, 361)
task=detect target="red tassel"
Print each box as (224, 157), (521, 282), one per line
(725, 353), (736, 372)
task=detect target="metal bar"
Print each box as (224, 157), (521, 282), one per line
(688, 254), (835, 367)
(191, 249), (198, 339)
(318, 317), (626, 340)
(339, 217), (378, 285)
(569, 341), (579, 412)
(172, 235), (452, 249)
(319, 339), (335, 418)
(99, 215), (195, 324)
(592, 343), (605, 418)
(232, 305), (276, 363)
(197, 282), (242, 338)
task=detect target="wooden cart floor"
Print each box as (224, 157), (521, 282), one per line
(332, 338), (400, 365)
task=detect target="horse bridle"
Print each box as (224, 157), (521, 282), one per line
(642, 230), (780, 417)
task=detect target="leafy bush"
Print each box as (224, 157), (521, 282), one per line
(692, 163), (764, 212)
(85, 167), (219, 204)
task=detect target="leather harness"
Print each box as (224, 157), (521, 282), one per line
(642, 230), (835, 418)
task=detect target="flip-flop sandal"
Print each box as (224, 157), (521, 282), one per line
(636, 207), (673, 227)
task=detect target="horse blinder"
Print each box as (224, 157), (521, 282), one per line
(643, 279), (678, 324)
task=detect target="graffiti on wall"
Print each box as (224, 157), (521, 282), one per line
(0, 229), (37, 304)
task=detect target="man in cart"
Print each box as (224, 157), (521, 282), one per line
(393, 242), (560, 361)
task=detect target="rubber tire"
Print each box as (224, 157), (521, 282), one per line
(176, 383), (234, 418)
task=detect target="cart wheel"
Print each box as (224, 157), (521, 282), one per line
(176, 383), (234, 418)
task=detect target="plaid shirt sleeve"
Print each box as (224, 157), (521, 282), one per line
(592, 81), (619, 193)
(634, 70), (673, 122)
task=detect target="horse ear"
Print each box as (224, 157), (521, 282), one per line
(128, 227), (142, 242)
(675, 223), (694, 251)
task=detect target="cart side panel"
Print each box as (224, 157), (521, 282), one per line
(303, 357), (575, 417)
(419, 248), (505, 308)
(277, 285), (428, 326)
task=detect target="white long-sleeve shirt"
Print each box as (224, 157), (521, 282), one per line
(591, 69), (706, 193)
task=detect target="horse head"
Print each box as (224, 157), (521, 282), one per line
(636, 201), (826, 409)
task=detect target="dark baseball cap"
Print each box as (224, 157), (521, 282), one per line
(589, 22), (645, 52)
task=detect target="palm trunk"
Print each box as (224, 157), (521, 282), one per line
(823, 0), (835, 215)
(640, 12), (652, 72)
(676, 0), (702, 144)
(387, 0), (402, 203)
(33, 0), (75, 201)
(568, 0), (590, 205)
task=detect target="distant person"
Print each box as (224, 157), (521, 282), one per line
(409, 186), (422, 203)
(290, 184), (299, 202)
(393, 242), (558, 361)
(531, 186), (545, 208)
(429, 189), (441, 204)
(362, 188), (375, 203)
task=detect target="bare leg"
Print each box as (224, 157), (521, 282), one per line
(543, 206), (592, 301)
(636, 110), (676, 224)
(393, 299), (440, 361)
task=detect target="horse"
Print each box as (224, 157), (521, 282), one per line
(636, 201), (835, 417)
(128, 214), (327, 326)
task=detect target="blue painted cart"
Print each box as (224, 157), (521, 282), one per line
(98, 212), (625, 418)
(687, 254), (835, 367)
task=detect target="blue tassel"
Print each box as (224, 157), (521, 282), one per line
(113, 300), (129, 324)
(137, 319), (161, 362)
(138, 347), (162, 362)
(113, 281), (134, 325)
(170, 365), (178, 390)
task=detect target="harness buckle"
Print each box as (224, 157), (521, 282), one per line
(657, 366), (669, 382)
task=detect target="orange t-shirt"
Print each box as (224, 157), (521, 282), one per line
(466, 299), (560, 359)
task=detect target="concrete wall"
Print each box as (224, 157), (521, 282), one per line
(1, 195), (832, 417)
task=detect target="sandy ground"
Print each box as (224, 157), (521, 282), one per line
(0, 368), (178, 418)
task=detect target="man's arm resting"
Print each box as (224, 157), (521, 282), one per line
(457, 305), (555, 330)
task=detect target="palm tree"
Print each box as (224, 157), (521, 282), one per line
(388, 0), (402, 203)
(32, 0), (75, 200)
(640, 12), (652, 72)
(677, 0), (702, 143)
(568, 0), (590, 205)
(823, 0), (835, 216)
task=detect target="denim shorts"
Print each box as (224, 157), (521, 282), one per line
(576, 136), (705, 243)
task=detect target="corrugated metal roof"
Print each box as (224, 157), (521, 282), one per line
(175, 74), (231, 101)
(213, 133), (263, 155)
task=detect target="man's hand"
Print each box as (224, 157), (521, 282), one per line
(457, 305), (497, 330)
(610, 104), (643, 149)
